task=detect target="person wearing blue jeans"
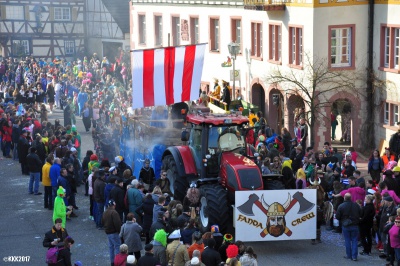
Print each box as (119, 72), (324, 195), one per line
(342, 225), (359, 260)
(26, 147), (43, 195)
(29, 172), (41, 195)
(102, 200), (122, 265)
(336, 192), (361, 261)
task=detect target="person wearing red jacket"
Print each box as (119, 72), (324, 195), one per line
(2, 120), (12, 158)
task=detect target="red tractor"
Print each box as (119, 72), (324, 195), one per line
(161, 107), (263, 232)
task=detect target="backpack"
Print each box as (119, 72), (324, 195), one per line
(45, 246), (64, 264)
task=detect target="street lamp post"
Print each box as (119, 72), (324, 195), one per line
(228, 42), (240, 102)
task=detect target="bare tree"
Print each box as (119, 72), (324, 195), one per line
(264, 54), (361, 149)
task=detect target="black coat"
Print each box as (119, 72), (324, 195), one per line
(55, 247), (72, 266)
(110, 185), (126, 213)
(63, 105), (71, 127)
(33, 140), (46, 162)
(135, 197), (155, 232)
(26, 152), (42, 172)
(137, 252), (160, 266)
(291, 151), (304, 173)
(43, 227), (69, 248)
(18, 136), (30, 164)
(336, 200), (361, 226)
(359, 202), (375, 229)
(201, 247), (222, 266)
(282, 132), (292, 157)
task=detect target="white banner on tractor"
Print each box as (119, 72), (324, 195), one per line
(235, 190), (317, 241)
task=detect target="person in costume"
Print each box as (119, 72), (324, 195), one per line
(88, 154), (100, 174)
(77, 88), (88, 115)
(209, 78), (221, 100)
(152, 229), (168, 266)
(53, 186), (72, 228)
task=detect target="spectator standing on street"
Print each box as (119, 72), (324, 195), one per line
(336, 193), (361, 261)
(18, 129), (30, 175)
(53, 186), (72, 228)
(137, 243), (161, 266)
(110, 177), (126, 222)
(50, 158), (62, 205)
(166, 229), (190, 266)
(114, 244), (129, 266)
(42, 218), (69, 249)
(56, 236), (75, 266)
(119, 212), (143, 261)
(42, 155), (54, 210)
(102, 199), (122, 266)
(152, 229), (168, 266)
(26, 147), (43, 195)
(139, 158), (155, 191)
(127, 179), (143, 221)
(93, 169), (106, 229)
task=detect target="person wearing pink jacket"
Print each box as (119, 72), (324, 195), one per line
(333, 183), (366, 203)
(379, 182), (400, 205)
(389, 216), (400, 265)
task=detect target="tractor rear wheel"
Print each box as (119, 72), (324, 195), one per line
(162, 155), (187, 202)
(198, 184), (229, 233)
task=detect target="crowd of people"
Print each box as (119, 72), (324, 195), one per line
(244, 109), (400, 265)
(7, 52), (400, 265)
(0, 55), (261, 266)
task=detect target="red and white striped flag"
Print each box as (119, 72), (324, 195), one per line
(132, 44), (206, 108)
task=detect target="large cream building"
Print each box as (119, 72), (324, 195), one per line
(129, 0), (400, 150)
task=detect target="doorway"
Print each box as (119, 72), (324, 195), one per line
(251, 83), (265, 115)
(332, 99), (352, 143)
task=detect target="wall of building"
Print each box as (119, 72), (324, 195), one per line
(373, 4), (400, 147)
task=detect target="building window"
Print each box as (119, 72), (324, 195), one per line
(54, 7), (71, 21)
(65, 41), (75, 55)
(154, 15), (163, 47)
(190, 17), (199, 44)
(269, 24), (281, 62)
(251, 22), (262, 58)
(6, 5), (24, 20)
(394, 104), (399, 126)
(171, 16), (180, 46)
(138, 14), (146, 45)
(385, 102), (389, 124)
(210, 18), (220, 52)
(231, 19), (242, 54)
(330, 26), (354, 68)
(289, 26), (303, 66)
(381, 26), (400, 70)
(12, 40), (30, 56)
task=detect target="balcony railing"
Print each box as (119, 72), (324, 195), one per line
(243, 0), (286, 10)
(131, 0), (244, 6)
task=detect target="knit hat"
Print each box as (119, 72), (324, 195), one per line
(211, 225), (222, 236)
(90, 154), (98, 161)
(224, 233), (233, 242)
(367, 189), (376, 195)
(115, 156), (123, 163)
(154, 229), (168, 247)
(226, 244), (239, 258)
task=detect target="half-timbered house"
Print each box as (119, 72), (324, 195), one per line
(0, 0), (85, 60)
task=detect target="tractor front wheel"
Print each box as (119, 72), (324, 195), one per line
(162, 155), (187, 202)
(198, 184), (229, 233)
